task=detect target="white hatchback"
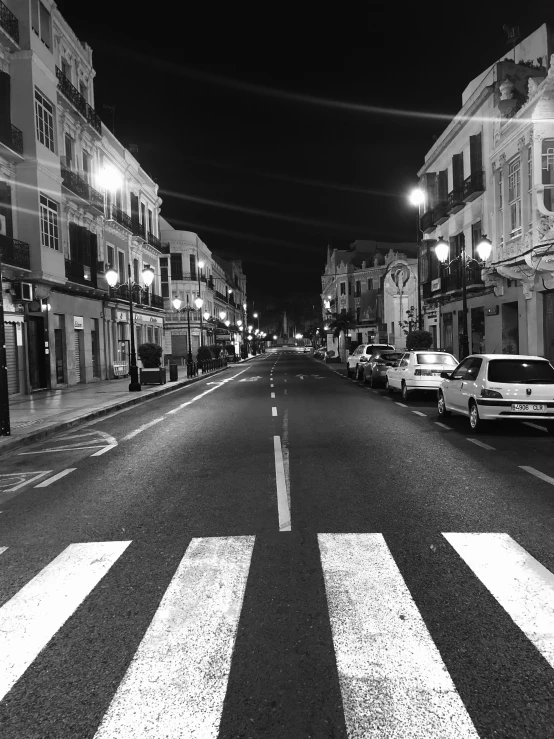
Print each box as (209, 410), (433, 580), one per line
(346, 343), (395, 379)
(437, 354), (554, 433)
(385, 350), (458, 401)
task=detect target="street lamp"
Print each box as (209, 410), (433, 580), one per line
(198, 259), (205, 346)
(106, 262), (155, 391)
(409, 187), (425, 330)
(172, 295), (201, 366)
(434, 234), (492, 359)
(253, 311), (260, 332)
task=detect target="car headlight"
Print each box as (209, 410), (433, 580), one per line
(481, 388), (503, 399)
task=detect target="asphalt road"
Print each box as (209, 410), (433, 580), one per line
(1, 349), (554, 738)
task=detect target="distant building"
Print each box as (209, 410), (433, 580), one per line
(417, 22), (554, 360)
(321, 240), (418, 353)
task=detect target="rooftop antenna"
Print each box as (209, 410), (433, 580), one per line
(503, 25), (520, 63)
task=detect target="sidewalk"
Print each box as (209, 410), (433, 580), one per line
(0, 357), (257, 455)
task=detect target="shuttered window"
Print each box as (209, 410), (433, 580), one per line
(171, 253), (183, 280)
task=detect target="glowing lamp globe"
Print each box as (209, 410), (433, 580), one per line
(172, 297), (182, 310)
(409, 188), (425, 207)
(105, 266), (118, 288)
(203, 311), (210, 320)
(434, 238), (449, 263)
(142, 265), (155, 287)
(476, 236), (492, 262)
(225, 320), (230, 327)
(194, 297), (203, 310)
(219, 310), (226, 320)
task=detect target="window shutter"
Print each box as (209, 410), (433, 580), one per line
(0, 71), (11, 146)
(438, 170), (448, 202)
(452, 154), (464, 191)
(130, 192), (139, 231)
(69, 222), (78, 261)
(470, 133), (482, 173)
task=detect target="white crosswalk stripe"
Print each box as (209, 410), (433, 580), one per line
(318, 533), (480, 738)
(0, 532), (553, 737)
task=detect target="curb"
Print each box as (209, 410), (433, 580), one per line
(0, 366), (231, 456)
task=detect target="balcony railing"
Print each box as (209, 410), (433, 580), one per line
(65, 259), (97, 288)
(106, 204), (132, 232)
(55, 67), (102, 134)
(447, 188), (465, 213)
(463, 170), (485, 202)
(0, 234), (30, 270)
(0, 123), (23, 157)
(441, 262), (484, 293)
(61, 164), (104, 212)
(420, 210), (435, 233)
(147, 231), (161, 249)
(132, 221), (146, 239)
(109, 285), (165, 308)
(433, 201), (449, 226)
(0, 0), (19, 43)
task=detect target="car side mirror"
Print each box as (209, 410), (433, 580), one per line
(440, 371), (452, 379)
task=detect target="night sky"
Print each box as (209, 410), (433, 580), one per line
(56, 0), (553, 306)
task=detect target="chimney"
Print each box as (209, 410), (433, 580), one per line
(129, 143), (139, 155)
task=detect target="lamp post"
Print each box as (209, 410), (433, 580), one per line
(106, 262), (155, 391)
(198, 259), (204, 346)
(409, 188), (425, 330)
(172, 295), (203, 366)
(0, 254), (10, 435)
(434, 234), (492, 359)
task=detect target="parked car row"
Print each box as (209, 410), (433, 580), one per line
(344, 345), (554, 434)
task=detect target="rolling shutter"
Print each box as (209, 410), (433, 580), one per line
(5, 323), (18, 394)
(74, 332), (81, 382)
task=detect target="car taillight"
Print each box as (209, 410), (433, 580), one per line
(414, 367), (434, 376)
(481, 388), (503, 399)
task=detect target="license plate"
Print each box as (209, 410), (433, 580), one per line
(511, 403), (547, 412)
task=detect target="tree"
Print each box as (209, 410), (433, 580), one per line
(328, 310), (356, 361)
(405, 330), (434, 350)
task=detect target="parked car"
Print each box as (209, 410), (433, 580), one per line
(386, 350), (458, 400)
(437, 354), (554, 433)
(347, 343), (396, 379)
(361, 351), (404, 387)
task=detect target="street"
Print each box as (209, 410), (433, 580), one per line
(1, 350), (554, 738)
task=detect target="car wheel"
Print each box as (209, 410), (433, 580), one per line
(401, 382), (410, 402)
(386, 378), (394, 394)
(437, 392), (451, 417)
(468, 401), (484, 433)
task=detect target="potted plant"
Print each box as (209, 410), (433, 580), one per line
(138, 343), (167, 384)
(405, 330), (434, 350)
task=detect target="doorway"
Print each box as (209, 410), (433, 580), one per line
(27, 316), (48, 390)
(502, 302), (519, 354)
(544, 293), (554, 363)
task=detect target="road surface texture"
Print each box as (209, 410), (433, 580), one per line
(0, 348), (554, 738)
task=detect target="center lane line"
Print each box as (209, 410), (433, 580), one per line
(273, 436), (291, 531)
(272, 407), (278, 417)
(271, 392), (275, 398)
(519, 466), (554, 485)
(467, 438), (495, 451)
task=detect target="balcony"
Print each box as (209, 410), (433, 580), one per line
(65, 259), (97, 288)
(463, 170), (485, 202)
(55, 67), (102, 134)
(150, 293), (164, 309)
(132, 221), (146, 240)
(420, 210), (436, 234)
(106, 204), (132, 232)
(466, 262), (484, 287)
(109, 285), (165, 309)
(61, 164), (104, 214)
(447, 189), (465, 214)
(0, 0), (19, 45)
(147, 231), (161, 250)
(433, 201), (449, 226)
(0, 234), (30, 270)
(0, 123), (23, 161)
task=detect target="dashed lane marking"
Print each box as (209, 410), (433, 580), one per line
(435, 422), (451, 430)
(395, 402), (408, 408)
(467, 438), (495, 451)
(121, 418), (165, 441)
(284, 389), (287, 395)
(272, 407), (278, 417)
(519, 466), (554, 486)
(523, 421), (548, 431)
(273, 436), (291, 532)
(412, 411), (426, 417)
(34, 468), (77, 487)
(90, 445), (117, 457)
(271, 392), (275, 398)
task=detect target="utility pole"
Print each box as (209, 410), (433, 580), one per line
(0, 256), (11, 435)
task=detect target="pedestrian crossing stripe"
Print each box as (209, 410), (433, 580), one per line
(0, 533), (553, 737)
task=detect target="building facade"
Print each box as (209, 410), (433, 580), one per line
(159, 217), (247, 360)
(321, 240), (419, 355)
(417, 23), (554, 361)
(0, 0), (164, 394)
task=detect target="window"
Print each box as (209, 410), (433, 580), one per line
(148, 208), (153, 236)
(356, 308), (360, 323)
(190, 254), (196, 280)
(35, 89), (55, 152)
(61, 57), (70, 80)
(355, 280), (361, 298)
(416, 353), (457, 365)
(39, 194), (59, 250)
(91, 319), (99, 377)
(107, 244), (115, 269)
(118, 251), (125, 282)
(348, 281), (352, 296)
(79, 81), (87, 102)
(340, 282), (346, 295)
(542, 140), (554, 212)
(32, 1), (51, 48)
(160, 257), (169, 297)
(171, 253), (183, 280)
(508, 157), (521, 237)
(452, 358), (474, 379)
(488, 359), (554, 383)
(528, 145), (533, 191)
(133, 258), (139, 284)
(82, 151), (91, 184)
(140, 202), (146, 227)
(64, 133), (73, 168)
(471, 221), (482, 261)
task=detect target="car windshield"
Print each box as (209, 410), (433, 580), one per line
(488, 359), (554, 384)
(376, 353), (403, 362)
(416, 353), (457, 365)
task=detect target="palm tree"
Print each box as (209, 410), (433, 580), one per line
(328, 310), (356, 361)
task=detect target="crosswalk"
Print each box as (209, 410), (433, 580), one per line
(0, 532), (553, 737)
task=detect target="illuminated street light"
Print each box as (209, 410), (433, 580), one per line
(219, 310), (227, 320)
(409, 188), (425, 207)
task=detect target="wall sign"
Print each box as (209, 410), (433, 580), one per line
(485, 305), (499, 316)
(116, 310), (128, 322)
(431, 278), (442, 292)
(74, 316), (84, 330)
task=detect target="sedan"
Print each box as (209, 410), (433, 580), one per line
(361, 351), (404, 387)
(386, 350), (458, 401)
(437, 354), (554, 433)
